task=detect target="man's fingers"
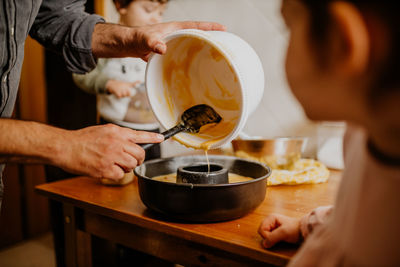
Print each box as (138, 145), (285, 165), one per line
(141, 54), (150, 62)
(143, 21), (226, 58)
(154, 42), (167, 54)
(115, 150), (139, 171)
(124, 129), (164, 144)
(103, 165), (125, 180)
(178, 21), (226, 31)
(147, 42), (166, 57)
(122, 143), (145, 165)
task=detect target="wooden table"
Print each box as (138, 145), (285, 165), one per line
(36, 170), (341, 267)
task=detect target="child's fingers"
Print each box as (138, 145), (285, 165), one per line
(130, 81), (141, 87)
(261, 227), (287, 249)
(258, 215), (279, 239)
(258, 224), (270, 239)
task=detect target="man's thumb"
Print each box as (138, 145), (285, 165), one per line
(154, 42), (167, 54)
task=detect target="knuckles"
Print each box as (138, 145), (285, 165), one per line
(97, 158), (113, 175)
(104, 123), (120, 134)
(128, 157), (138, 169)
(81, 124), (147, 178)
(111, 168), (124, 180)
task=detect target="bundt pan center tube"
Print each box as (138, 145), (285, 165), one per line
(134, 155), (271, 222)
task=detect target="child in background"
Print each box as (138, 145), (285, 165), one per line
(73, 0), (168, 160)
(258, 0), (400, 265)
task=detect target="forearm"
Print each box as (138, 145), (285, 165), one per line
(0, 119), (65, 165)
(91, 23), (137, 59)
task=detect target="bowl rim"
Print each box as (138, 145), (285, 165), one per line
(231, 136), (308, 154)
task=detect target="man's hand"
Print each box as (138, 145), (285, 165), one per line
(92, 21), (226, 61)
(55, 124), (163, 180)
(0, 120), (163, 180)
(106, 80), (139, 98)
(258, 214), (302, 249)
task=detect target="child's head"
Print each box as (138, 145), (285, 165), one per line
(281, 0), (399, 129)
(113, 0), (168, 27)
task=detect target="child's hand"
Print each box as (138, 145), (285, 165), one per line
(258, 214), (301, 249)
(106, 80), (140, 98)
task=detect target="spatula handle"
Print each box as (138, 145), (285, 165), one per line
(141, 124), (186, 150)
(161, 124), (186, 139)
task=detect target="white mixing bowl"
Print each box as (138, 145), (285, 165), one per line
(145, 29), (264, 149)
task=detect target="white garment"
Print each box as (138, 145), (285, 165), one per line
(73, 57), (159, 130)
(290, 125), (400, 266)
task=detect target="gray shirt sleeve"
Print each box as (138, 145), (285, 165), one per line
(29, 0), (105, 74)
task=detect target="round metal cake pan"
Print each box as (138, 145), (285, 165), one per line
(134, 155), (271, 222)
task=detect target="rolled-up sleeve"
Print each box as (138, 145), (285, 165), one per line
(29, 0), (105, 74)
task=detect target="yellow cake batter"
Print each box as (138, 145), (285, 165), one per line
(152, 173), (254, 184)
(161, 37), (241, 149)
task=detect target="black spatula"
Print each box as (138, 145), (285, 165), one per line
(141, 104), (222, 150)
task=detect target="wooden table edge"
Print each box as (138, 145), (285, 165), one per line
(35, 180), (291, 266)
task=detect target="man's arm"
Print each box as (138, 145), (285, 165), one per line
(30, 1), (225, 74)
(30, 0), (104, 74)
(0, 119), (163, 179)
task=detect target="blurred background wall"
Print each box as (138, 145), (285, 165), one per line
(104, 0), (319, 157)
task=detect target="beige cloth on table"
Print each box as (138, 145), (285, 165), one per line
(289, 125), (400, 266)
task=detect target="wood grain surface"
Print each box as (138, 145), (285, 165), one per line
(36, 170), (341, 266)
